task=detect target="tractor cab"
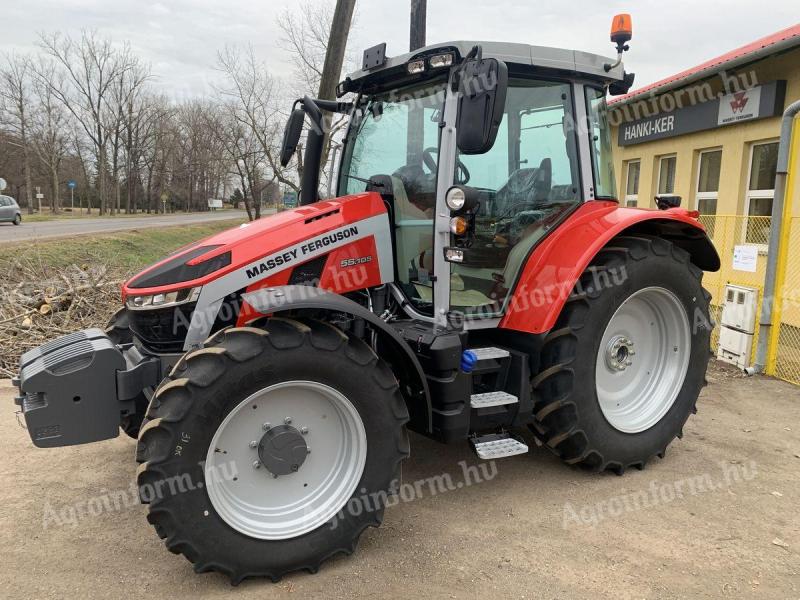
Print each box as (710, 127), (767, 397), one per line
(285, 40), (631, 328)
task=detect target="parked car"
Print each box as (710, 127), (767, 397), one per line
(0, 195), (21, 225)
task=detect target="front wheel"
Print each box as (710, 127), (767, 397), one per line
(530, 235), (712, 474)
(136, 318), (409, 583)
(12, 213), (21, 225)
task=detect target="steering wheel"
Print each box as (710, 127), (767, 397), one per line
(422, 147), (470, 184)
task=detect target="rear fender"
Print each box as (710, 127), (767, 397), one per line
(500, 202), (720, 334)
(240, 285), (432, 434)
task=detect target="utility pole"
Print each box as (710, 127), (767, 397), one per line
(410, 0), (427, 51)
(408, 0), (428, 165)
(317, 0), (357, 101)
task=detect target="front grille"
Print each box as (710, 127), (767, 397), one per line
(129, 303), (197, 353)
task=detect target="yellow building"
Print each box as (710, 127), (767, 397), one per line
(609, 24), (800, 383)
(610, 24), (800, 220)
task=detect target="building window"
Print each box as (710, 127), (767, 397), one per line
(624, 160), (640, 207)
(745, 141), (779, 245)
(695, 149), (721, 214)
(658, 155), (677, 195)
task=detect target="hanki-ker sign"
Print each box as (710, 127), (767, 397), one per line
(618, 81), (786, 146)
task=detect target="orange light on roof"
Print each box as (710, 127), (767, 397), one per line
(610, 13), (633, 44)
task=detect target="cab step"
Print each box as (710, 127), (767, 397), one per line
(470, 347), (510, 361)
(470, 433), (529, 460)
(470, 391), (518, 409)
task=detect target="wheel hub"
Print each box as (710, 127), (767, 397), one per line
(605, 335), (635, 372)
(257, 424), (309, 476)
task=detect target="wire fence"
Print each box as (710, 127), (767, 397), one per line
(698, 214), (800, 385)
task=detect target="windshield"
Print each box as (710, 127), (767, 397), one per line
(338, 80), (447, 315)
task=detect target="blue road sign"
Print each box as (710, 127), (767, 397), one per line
(67, 180), (77, 189)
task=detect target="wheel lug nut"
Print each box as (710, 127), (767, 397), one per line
(300, 427), (308, 435)
(284, 417), (292, 425)
(249, 440), (258, 448)
(252, 461), (261, 469)
(262, 422), (271, 431)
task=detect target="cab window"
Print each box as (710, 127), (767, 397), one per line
(450, 79), (581, 315)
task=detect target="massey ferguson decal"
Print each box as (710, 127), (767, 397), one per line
(183, 214), (393, 350)
(245, 226), (360, 279)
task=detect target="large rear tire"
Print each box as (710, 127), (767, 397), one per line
(136, 318), (409, 583)
(530, 235), (712, 474)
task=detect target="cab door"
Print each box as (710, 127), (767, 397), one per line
(448, 79), (583, 317)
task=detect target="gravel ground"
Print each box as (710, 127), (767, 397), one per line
(1, 361), (798, 599)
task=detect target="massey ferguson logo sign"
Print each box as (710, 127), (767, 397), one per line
(717, 86), (762, 125)
(729, 92), (749, 113)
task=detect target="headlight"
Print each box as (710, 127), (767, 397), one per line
(446, 187), (466, 211)
(407, 59), (426, 74)
(429, 53), (454, 68)
(126, 287), (201, 311)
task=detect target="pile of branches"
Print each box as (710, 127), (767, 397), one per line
(0, 257), (122, 377)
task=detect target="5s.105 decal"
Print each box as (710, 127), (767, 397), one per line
(339, 256), (373, 268)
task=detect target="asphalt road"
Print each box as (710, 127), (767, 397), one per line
(0, 211), (249, 243)
(1, 361), (798, 598)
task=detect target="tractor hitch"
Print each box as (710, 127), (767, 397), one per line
(14, 328), (161, 448)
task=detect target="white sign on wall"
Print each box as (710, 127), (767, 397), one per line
(733, 245), (759, 273)
(718, 86), (763, 126)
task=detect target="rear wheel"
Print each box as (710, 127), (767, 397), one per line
(530, 235), (712, 473)
(136, 318), (409, 583)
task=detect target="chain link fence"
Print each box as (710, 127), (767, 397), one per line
(698, 214), (800, 385)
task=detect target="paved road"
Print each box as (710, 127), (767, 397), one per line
(0, 211), (249, 243)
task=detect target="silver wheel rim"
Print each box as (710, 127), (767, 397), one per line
(595, 286), (691, 434)
(204, 381), (367, 540)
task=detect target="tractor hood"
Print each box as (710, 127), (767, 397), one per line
(121, 192), (389, 299)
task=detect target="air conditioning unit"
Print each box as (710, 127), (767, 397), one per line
(716, 284), (758, 370)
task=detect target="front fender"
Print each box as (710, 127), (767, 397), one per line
(241, 285), (432, 434)
(500, 201), (720, 335)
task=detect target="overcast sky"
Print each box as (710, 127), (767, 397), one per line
(1, 0), (797, 100)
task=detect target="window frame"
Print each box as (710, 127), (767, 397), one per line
(694, 148), (722, 213)
(657, 154), (677, 196)
(624, 159), (640, 207)
(743, 140), (780, 249)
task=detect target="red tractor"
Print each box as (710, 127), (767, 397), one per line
(14, 17), (719, 583)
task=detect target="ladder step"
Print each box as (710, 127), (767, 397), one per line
(470, 391), (518, 409)
(471, 433), (529, 460)
(470, 347), (510, 361)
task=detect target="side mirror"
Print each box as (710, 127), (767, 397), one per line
(455, 54), (508, 155)
(655, 194), (682, 210)
(279, 108), (306, 167)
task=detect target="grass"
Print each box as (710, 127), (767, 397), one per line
(0, 218), (244, 275)
(22, 209), (236, 223)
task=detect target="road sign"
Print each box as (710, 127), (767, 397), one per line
(67, 180), (77, 190)
(208, 198), (223, 209)
(0, 178), (6, 191)
(36, 193), (44, 199)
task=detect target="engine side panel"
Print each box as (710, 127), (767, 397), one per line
(500, 201), (719, 334)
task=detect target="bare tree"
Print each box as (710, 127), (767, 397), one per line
(0, 53), (35, 214)
(39, 31), (133, 214)
(277, 0), (357, 189)
(30, 59), (70, 213)
(217, 44), (299, 197)
(108, 55), (150, 213)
